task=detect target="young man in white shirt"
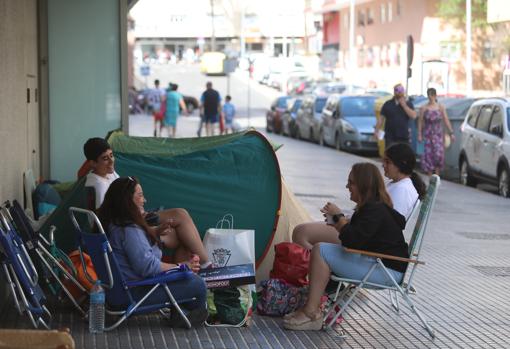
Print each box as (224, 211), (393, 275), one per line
(83, 138), (120, 209)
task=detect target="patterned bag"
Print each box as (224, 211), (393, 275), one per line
(256, 278), (308, 316)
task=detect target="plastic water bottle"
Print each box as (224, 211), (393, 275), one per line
(89, 281), (105, 333)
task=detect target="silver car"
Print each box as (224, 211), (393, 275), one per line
(459, 98), (510, 197)
(320, 94), (378, 152)
(294, 95), (328, 143)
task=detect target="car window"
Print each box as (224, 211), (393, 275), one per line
(489, 106), (504, 136)
(277, 97), (289, 109)
(315, 97), (327, 113)
(292, 99), (302, 113)
(475, 105), (493, 132)
(340, 97), (376, 117)
(467, 105), (481, 127)
(507, 107), (510, 131)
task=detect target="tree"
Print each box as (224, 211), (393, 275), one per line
(437, 0), (488, 28)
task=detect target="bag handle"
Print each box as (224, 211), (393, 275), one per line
(215, 214), (234, 229)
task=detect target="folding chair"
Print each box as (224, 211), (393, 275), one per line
(4, 200), (87, 316)
(68, 207), (196, 331)
(323, 175), (440, 339)
(0, 209), (51, 329)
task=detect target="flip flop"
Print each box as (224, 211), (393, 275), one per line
(283, 310), (323, 331)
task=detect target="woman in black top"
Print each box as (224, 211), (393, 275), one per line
(283, 163), (409, 331)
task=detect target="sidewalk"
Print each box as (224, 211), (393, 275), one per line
(1, 114), (508, 348)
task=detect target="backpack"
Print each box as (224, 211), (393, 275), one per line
(32, 181), (61, 219)
(64, 250), (98, 299)
(270, 242), (310, 286)
(256, 278), (308, 316)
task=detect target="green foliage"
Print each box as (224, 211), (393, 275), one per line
(437, 0), (488, 28)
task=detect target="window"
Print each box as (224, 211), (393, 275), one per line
(343, 13), (349, 29)
(367, 7), (374, 25)
(440, 42), (461, 61)
(358, 10), (365, 26)
(388, 2), (393, 22)
(489, 106), (503, 137)
(340, 97), (376, 117)
(507, 107), (510, 132)
(467, 105), (481, 127)
(483, 42), (496, 61)
(476, 105), (493, 132)
(380, 4), (386, 23)
(315, 97), (327, 113)
(396, 0), (401, 17)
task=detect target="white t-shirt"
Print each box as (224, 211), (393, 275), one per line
(386, 177), (418, 220)
(85, 171), (120, 209)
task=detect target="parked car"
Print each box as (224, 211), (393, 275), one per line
(458, 97), (510, 197)
(320, 94), (379, 152)
(294, 95), (328, 143)
(281, 97), (303, 137)
(266, 96), (291, 134)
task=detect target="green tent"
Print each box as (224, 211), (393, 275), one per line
(41, 130), (282, 267)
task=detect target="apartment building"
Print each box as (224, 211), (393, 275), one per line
(321, 0), (509, 95)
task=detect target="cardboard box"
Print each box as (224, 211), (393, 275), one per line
(198, 263), (255, 289)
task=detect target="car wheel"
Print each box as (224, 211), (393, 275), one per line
(335, 133), (342, 151)
(290, 124), (297, 139)
(319, 129), (324, 146)
(459, 158), (477, 187)
(310, 128), (315, 143)
(498, 166), (510, 198)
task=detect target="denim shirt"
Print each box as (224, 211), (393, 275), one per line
(108, 223), (162, 280)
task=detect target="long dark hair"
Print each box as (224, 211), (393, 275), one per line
(385, 143), (427, 199)
(97, 177), (157, 245)
(350, 163), (393, 210)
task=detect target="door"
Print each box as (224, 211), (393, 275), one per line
(470, 105), (493, 173)
(26, 75), (40, 180)
(481, 104), (504, 177)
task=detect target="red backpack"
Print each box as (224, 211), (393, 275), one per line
(270, 242), (310, 286)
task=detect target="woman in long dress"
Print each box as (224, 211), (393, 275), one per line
(418, 88), (455, 176)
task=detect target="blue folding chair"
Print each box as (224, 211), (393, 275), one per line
(4, 200), (87, 316)
(0, 209), (51, 329)
(323, 175), (441, 339)
(68, 207), (195, 331)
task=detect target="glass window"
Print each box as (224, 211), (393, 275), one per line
(388, 2), (393, 22)
(467, 105), (481, 127)
(380, 4), (386, 23)
(476, 105), (493, 132)
(315, 97), (327, 113)
(367, 8), (374, 25)
(277, 97), (290, 109)
(489, 106), (503, 136)
(292, 99), (302, 113)
(340, 97), (376, 117)
(358, 10), (365, 26)
(507, 107), (510, 132)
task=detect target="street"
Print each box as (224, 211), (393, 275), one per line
(128, 64), (510, 348)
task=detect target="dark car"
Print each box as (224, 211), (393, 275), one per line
(281, 97), (303, 137)
(266, 96), (291, 133)
(294, 95), (328, 143)
(321, 94), (379, 152)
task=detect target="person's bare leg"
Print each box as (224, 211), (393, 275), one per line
(158, 208), (209, 263)
(290, 244), (330, 322)
(171, 126), (176, 138)
(292, 222), (340, 250)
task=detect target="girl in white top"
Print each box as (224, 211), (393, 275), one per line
(292, 143), (426, 250)
(382, 143), (426, 220)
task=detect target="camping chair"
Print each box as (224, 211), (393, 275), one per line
(0, 209), (51, 329)
(68, 207), (195, 331)
(4, 200), (87, 316)
(323, 175), (440, 339)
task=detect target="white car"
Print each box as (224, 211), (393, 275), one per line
(458, 98), (510, 197)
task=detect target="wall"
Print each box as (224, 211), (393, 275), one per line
(0, 0), (39, 203)
(48, 0), (122, 181)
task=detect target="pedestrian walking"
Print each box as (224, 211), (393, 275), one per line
(148, 79), (167, 137)
(199, 82), (221, 137)
(163, 83), (187, 138)
(222, 95), (236, 134)
(418, 87), (455, 176)
(375, 84), (417, 147)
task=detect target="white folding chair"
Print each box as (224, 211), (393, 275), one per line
(323, 175), (440, 339)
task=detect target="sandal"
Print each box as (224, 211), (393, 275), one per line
(283, 309), (323, 331)
(283, 310), (299, 320)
